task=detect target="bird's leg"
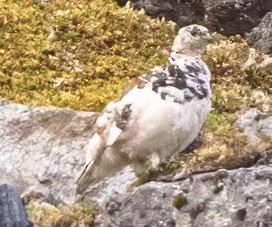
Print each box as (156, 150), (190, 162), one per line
(150, 152), (160, 169)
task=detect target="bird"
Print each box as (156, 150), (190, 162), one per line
(76, 24), (213, 193)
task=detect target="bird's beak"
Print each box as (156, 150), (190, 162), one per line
(209, 31), (217, 42)
(205, 33), (214, 42)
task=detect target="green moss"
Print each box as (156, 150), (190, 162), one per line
(0, 0), (175, 111)
(245, 67), (272, 93)
(26, 202), (100, 227)
(203, 111), (237, 140)
(204, 34), (271, 96)
(127, 173), (151, 191)
(171, 194), (188, 210)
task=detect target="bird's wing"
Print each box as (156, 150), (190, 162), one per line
(76, 101), (132, 193)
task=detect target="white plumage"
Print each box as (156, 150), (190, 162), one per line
(76, 24), (212, 193)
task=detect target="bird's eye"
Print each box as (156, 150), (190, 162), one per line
(171, 57), (175, 61)
(191, 27), (201, 37)
(191, 31), (197, 37)
(200, 32), (209, 37)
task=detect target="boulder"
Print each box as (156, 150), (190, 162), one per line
(235, 108), (272, 148)
(0, 100), (98, 204)
(0, 184), (32, 227)
(203, 0), (272, 36)
(131, 0), (206, 28)
(246, 12), (272, 54)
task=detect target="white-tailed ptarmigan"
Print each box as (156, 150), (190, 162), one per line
(76, 24), (213, 193)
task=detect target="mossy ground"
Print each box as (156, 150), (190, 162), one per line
(0, 0), (175, 111)
(1, 0), (272, 224)
(26, 202), (100, 227)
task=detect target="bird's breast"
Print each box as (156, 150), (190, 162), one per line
(115, 86), (211, 159)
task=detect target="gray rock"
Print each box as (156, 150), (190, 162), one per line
(203, 0), (272, 36)
(246, 12), (272, 54)
(79, 166), (136, 205)
(116, 0), (129, 6)
(0, 100), (98, 204)
(0, 184), (32, 227)
(125, 0), (272, 52)
(97, 165), (272, 226)
(2, 99), (272, 227)
(235, 108), (272, 147)
(131, 0), (206, 28)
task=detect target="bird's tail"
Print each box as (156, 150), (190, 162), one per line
(76, 160), (97, 194)
(75, 133), (105, 194)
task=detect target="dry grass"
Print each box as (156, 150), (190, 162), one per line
(26, 202), (101, 227)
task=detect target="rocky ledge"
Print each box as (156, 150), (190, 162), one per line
(0, 99), (272, 226)
(0, 100), (98, 204)
(96, 163), (272, 226)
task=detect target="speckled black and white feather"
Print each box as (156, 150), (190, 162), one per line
(143, 58), (211, 104)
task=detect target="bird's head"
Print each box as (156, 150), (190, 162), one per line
(171, 24), (213, 57)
